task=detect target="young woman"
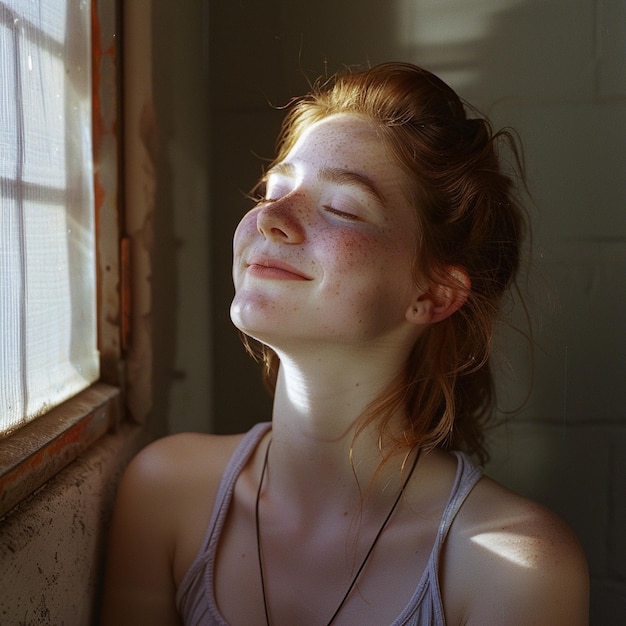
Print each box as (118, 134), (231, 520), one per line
(102, 62), (589, 625)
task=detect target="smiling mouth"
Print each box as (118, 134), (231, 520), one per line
(246, 257), (313, 281)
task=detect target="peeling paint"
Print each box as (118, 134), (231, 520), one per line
(123, 1), (155, 425)
(93, 0), (123, 387)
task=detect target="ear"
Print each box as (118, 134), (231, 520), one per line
(405, 267), (470, 325)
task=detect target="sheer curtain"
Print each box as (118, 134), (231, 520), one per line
(0, 0), (98, 434)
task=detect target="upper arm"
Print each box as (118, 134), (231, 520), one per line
(464, 518), (589, 625)
(443, 482), (589, 626)
(101, 439), (183, 626)
(100, 432), (241, 626)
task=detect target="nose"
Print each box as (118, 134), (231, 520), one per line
(256, 197), (306, 244)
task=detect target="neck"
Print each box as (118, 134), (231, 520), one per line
(264, 345), (412, 514)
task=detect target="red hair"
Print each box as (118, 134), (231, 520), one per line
(243, 62), (527, 464)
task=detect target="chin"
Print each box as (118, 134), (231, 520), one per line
(230, 302), (279, 344)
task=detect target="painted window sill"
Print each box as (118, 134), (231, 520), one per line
(0, 383), (121, 518)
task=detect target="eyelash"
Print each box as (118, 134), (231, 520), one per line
(323, 206), (360, 221)
(251, 195), (277, 207)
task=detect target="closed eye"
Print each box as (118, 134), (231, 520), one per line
(323, 206), (361, 221)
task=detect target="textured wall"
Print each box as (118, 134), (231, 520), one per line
(0, 426), (145, 625)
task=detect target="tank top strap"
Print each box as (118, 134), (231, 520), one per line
(204, 421), (272, 556)
(439, 452), (483, 535)
(175, 421), (271, 616)
(426, 451), (483, 598)
(392, 452), (484, 625)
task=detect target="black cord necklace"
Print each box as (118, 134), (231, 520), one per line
(254, 439), (421, 626)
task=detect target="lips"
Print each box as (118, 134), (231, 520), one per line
(246, 255), (313, 281)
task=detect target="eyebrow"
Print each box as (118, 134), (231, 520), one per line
(318, 167), (387, 205)
(265, 162), (386, 205)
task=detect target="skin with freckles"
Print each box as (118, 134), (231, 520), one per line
(231, 113), (428, 356)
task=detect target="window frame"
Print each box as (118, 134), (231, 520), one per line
(0, 0), (133, 519)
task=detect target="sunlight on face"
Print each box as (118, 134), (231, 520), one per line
(231, 114), (421, 350)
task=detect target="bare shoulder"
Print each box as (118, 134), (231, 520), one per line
(122, 431), (247, 576)
(124, 430), (245, 494)
(442, 473), (589, 626)
(115, 432), (244, 538)
(101, 431), (245, 626)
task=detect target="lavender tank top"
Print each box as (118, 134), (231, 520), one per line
(175, 422), (483, 625)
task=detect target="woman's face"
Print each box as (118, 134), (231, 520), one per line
(231, 113), (425, 353)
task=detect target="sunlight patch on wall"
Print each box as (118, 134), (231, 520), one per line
(394, 0), (528, 91)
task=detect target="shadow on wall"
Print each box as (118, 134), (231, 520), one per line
(151, 0), (212, 437)
(394, 1), (625, 624)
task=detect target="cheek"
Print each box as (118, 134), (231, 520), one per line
(232, 212), (260, 273)
(320, 229), (376, 270)
(233, 211), (258, 247)
(319, 227), (410, 277)
(318, 233), (381, 305)
(317, 229), (417, 321)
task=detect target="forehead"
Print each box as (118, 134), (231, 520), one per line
(282, 114), (409, 192)
(287, 113), (385, 163)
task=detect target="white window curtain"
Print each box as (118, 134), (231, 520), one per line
(0, 0), (99, 434)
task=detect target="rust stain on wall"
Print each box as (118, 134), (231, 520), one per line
(92, 0), (123, 386)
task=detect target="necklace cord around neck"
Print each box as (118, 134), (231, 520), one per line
(254, 438), (422, 626)
(255, 439), (273, 626)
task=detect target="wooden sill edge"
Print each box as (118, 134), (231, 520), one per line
(0, 383), (122, 519)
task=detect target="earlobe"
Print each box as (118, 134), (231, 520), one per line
(406, 267), (470, 325)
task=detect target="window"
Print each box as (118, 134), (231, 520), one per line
(1, 0), (99, 434)
(0, 0), (125, 517)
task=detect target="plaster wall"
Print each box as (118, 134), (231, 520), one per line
(0, 426), (145, 625)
